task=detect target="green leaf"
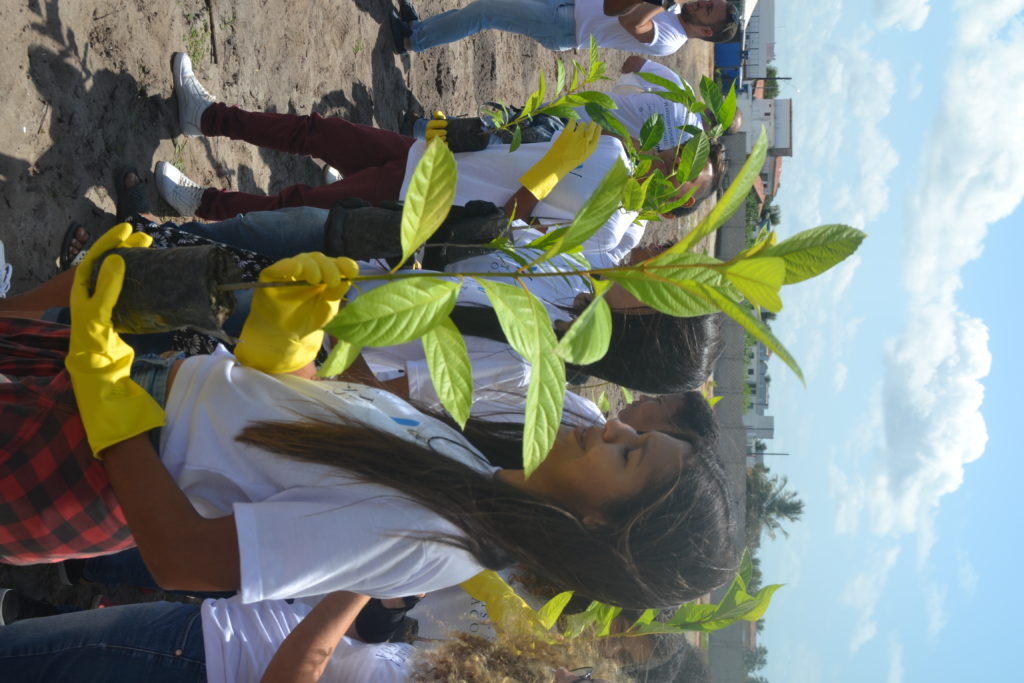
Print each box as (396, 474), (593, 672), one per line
(537, 591), (574, 630)
(565, 600), (622, 637)
(400, 140), (457, 266)
(555, 280), (611, 365)
(699, 76), (724, 117)
(569, 61), (582, 91)
(324, 278), (460, 347)
(565, 90), (617, 109)
(509, 125), (523, 152)
(689, 281), (804, 383)
(628, 608), (658, 631)
(583, 102), (630, 139)
(596, 390), (610, 413)
(523, 349), (566, 477)
(669, 128), (769, 254)
(558, 160), (631, 250)
(555, 59), (566, 95)
(737, 549), (754, 585)
(716, 82), (737, 132)
(637, 72), (698, 108)
(317, 339), (362, 378)
(669, 602), (719, 626)
(537, 104), (581, 119)
(587, 35), (601, 81)
(620, 387), (633, 403)
(603, 252), (735, 317)
(722, 257), (786, 312)
(622, 177), (646, 212)
(675, 131), (711, 183)
(638, 113), (664, 151)
(422, 318), (472, 427)
(759, 224), (867, 284)
(476, 279), (563, 476)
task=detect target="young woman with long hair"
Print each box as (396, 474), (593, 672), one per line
(0, 226), (736, 612)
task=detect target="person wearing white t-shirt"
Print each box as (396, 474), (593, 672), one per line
(389, 0), (739, 57)
(0, 588), (619, 683)
(3, 227), (736, 612)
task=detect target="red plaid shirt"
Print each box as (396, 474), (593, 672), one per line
(0, 317), (134, 564)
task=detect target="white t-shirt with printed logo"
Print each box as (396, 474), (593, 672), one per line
(162, 348), (496, 603)
(573, 0), (688, 55)
(202, 596), (413, 683)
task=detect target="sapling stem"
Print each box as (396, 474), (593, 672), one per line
(214, 260), (703, 292)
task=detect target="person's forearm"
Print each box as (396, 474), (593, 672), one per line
(101, 434), (240, 591)
(505, 187), (541, 222)
(261, 592), (371, 683)
(617, 4), (663, 42)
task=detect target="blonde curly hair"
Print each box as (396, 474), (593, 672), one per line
(410, 631), (618, 683)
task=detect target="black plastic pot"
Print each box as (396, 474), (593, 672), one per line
(89, 246), (242, 342)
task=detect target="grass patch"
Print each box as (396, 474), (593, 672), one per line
(184, 12), (211, 66)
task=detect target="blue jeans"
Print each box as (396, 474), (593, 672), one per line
(177, 206), (328, 261)
(0, 601), (206, 681)
(80, 548), (235, 600)
(410, 0), (578, 52)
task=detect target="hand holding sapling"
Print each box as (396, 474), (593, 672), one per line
(65, 223), (165, 456)
(235, 252), (358, 374)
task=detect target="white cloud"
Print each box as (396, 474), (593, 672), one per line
(842, 0), (1023, 560)
(841, 546), (901, 652)
(888, 637), (905, 683)
(924, 582), (948, 637)
(875, 0), (932, 31)
(955, 0), (1024, 45)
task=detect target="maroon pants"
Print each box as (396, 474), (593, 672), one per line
(197, 104), (416, 219)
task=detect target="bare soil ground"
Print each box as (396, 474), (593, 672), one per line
(0, 0), (711, 607)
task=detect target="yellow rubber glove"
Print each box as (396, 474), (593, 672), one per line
(65, 223), (165, 457)
(459, 570), (550, 638)
(235, 252), (358, 374)
(518, 120), (602, 201)
(425, 110), (447, 143)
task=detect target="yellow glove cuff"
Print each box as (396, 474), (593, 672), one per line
(459, 570), (549, 638)
(518, 166), (562, 201)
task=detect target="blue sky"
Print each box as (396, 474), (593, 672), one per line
(757, 0), (1024, 681)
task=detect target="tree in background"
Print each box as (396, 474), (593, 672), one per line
(744, 645), (769, 672)
(763, 65), (781, 99)
(746, 465), (806, 546)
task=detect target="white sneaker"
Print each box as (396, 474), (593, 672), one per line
(0, 240), (11, 298)
(172, 52), (215, 137)
(155, 161), (206, 216)
(322, 165), (343, 185)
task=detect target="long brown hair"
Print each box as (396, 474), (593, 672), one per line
(237, 406), (735, 609)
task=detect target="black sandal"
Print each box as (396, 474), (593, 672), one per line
(114, 167), (151, 220)
(58, 221), (92, 272)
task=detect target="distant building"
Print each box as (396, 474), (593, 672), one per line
(742, 0), (775, 80)
(744, 338), (774, 457)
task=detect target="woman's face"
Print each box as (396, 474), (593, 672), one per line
(617, 394), (687, 435)
(527, 419), (691, 522)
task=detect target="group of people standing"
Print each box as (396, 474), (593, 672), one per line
(0, 1), (742, 681)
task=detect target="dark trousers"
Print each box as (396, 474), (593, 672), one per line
(197, 103), (415, 219)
